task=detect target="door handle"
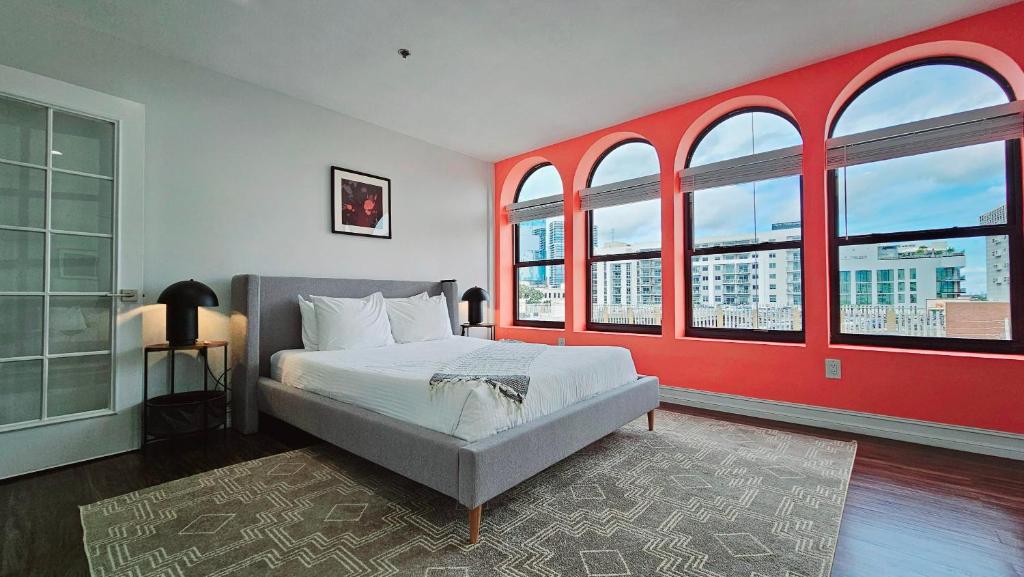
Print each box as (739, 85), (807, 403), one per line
(105, 289), (140, 303)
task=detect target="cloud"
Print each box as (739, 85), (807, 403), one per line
(690, 111), (801, 167)
(838, 141), (1006, 235)
(517, 164), (561, 201)
(593, 199), (660, 249)
(692, 176), (801, 242)
(833, 63), (1008, 136)
(590, 142), (659, 185)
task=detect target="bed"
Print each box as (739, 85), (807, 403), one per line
(230, 275), (660, 543)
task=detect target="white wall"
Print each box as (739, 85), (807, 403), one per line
(0, 2), (493, 351)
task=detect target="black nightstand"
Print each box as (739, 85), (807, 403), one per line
(460, 322), (495, 340)
(142, 340), (229, 446)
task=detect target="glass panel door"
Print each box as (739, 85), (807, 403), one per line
(0, 94), (116, 429)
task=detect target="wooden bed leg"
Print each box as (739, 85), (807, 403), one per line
(648, 410), (655, 431)
(468, 505), (482, 544)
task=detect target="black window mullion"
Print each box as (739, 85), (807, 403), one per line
(514, 258), (563, 268)
(692, 240), (801, 257)
(835, 224), (1011, 247)
(590, 250), (661, 263)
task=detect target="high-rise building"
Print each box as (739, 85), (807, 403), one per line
(590, 251), (662, 307)
(516, 220), (548, 285)
(691, 222), (803, 307)
(546, 219), (564, 287)
(980, 205), (1010, 302)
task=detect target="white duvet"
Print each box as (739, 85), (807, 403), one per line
(271, 336), (638, 442)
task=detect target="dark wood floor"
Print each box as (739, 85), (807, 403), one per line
(1, 405), (1021, 577)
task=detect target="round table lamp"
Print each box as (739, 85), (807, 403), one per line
(461, 286), (489, 325)
(158, 279), (219, 346)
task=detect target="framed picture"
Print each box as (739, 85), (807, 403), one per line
(331, 166), (391, 239)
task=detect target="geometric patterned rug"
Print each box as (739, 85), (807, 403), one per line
(81, 410), (856, 576)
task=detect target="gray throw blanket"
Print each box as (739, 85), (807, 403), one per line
(429, 341), (544, 404)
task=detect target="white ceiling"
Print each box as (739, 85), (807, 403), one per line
(24, 0), (1014, 161)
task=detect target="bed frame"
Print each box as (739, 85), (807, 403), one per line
(230, 274), (660, 543)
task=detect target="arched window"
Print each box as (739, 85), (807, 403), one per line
(828, 58), (1022, 352)
(583, 140), (661, 332)
(511, 163), (564, 326)
(683, 108), (804, 340)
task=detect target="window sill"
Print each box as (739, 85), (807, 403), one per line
(829, 342), (1024, 360)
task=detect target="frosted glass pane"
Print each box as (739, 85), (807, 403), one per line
(0, 96), (47, 166)
(49, 296), (111, 354)
(52, 172), (113, 234)
(50, 234), (112, 293)
(53, 111), (114, 177)
(0, 296), (43, 358)
(0, 229), (44, 291)
(0, 359), (42, 425)
(47, 354), (111, 417)
(0, 163), (45, 228)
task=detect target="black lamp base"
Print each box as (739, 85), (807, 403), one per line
(165, 305), (199, 346)
(467, 301), (484, 325)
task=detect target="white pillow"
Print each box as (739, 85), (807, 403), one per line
(312, 292), (395, 350)
(298, 295), (319, 350)
(386, 291), (429, 305)
(386, 293), (453, 343)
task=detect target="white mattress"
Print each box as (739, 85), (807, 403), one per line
(270, 336), (638, 442)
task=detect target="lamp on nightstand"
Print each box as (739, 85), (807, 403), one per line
(461, 286), (489, 325)
(157, 279), (219, 346)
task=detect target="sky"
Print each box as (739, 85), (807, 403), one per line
(589, 142), (661, 252)
(516, 63), (1012, 297)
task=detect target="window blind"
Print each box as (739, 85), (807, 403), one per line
(506, 194), (563, 224)
(826, 100), (1024, 170)
(679, 145), (803, 193)
(580, 173), (660, 211)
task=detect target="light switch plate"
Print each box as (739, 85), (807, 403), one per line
(825, 358), (842, 379)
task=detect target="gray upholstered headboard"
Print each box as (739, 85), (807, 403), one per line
(230, 275), (459, 433)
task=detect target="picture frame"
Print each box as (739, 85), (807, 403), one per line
(331, 166), (392, 239)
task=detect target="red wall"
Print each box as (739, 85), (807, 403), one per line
(493, 3), (1024, 435)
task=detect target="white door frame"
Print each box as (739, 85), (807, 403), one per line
(0, 63), (145, 479)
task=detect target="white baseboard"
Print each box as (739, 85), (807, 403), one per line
(659, 386), (1024, 461)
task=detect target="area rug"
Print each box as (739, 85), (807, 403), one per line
(81, 410), (856, 576)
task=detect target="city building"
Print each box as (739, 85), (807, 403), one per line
(837, 241), (967, 306)
(981, 205), (1010, 302)
(691, 222), (803, 308)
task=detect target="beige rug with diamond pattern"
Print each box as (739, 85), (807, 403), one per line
(81, 409), (856, 576)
